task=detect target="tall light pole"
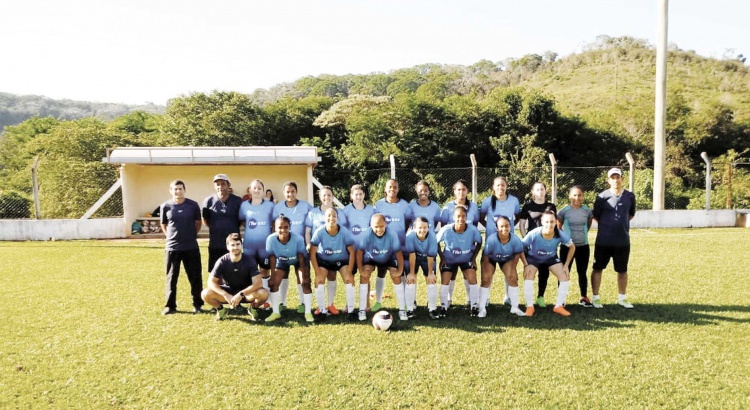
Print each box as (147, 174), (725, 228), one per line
(653, 0), (668, 210)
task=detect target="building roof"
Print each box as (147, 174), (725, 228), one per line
(102, 146), (320, 165)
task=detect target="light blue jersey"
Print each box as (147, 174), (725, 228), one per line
(441, 200), (480, 227)
(310, 225), (354, 263)
(239, 199), (275, 253)
(359, 227), (401, 265)
(409, 200), (442, 232)
(483, 233), (524, 264)
(436, 223), (483, 265)
(266, 232), (307, 269)
(273, 199), (312, 237)
(480, 195), (521, 235)
(522, 227), (573, 265)
(374, 198), (413, 249)
(306, 206), (348, 234)
(343, 203), (376, 247)
(405, 230), (438, 259)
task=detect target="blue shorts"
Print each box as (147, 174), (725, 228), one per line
(244, 247), (270, 270)
(441, 261), (476, 273)
(409, 257), (434, 276)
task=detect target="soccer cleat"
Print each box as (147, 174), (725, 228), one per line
(439, 306), (447, 318)
(470, 307), (480, 317)
(261, 302), (271, 311)
(525, 306), (535, 317)
(592, 299), (603, 309)
(296, 304), (305, 314)
(327, 305), (340, 315)
(398, 310), (409, 321)
(553, 305), (571, 316)
(371, 302), (383, 312)
(304, 312), (314, 323)
(191, 306), (202, 314)
(215, 306), (229, 321)
(618, 299), (634, 309)
(265, 312), (282, 322)
(348, 311), (358, 321)
(579, 297), (594, 308)
(358, 310), (367, 321)
(477, 308), (487, 318)
(246, 306), (258, 321)
(162, 307), (176, 315)
(429, 309), (440, 320)
(407, 310), (416, 319)
(503, 297), (511, 306)
(536, 297), (546, 308)
(510, 307), (526, 317)
(313, 308), (329, 315)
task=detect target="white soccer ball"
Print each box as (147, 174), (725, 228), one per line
(372, 311), (393, 331)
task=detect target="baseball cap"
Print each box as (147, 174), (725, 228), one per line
(607, 168), (622, 178)
(213, 174), (230, 183)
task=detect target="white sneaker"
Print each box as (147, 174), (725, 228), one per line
(358, 310), (367, 321)
(398, 310), (408, 321)
(618, 299), (634, 309)
(592, 299), (603, 308)
(477, 308), (487, 318)
(510, 307), (526, 316)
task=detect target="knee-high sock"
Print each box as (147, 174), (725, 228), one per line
(464, 279), (471, 304)
(303, 293), (312, 314)
(509, 286), (520, 309)
(441, 284), (450, 309)
(297, 284), (304, 304)
(405, 283), (416, 311)
(427, 284), (437, 311)
(524, 280), (534, 307)
(345, 283), (355, 313)
(359, 284), (369, 311)
(262, 277), (270, 291)
(478, 287), (490, 310)
(469, 284), (480, 308)
(448, 280), (456, 304)
(375, 277), (385, 303)
(315, 284), (326, 311)
(327, 280), (337, 306)
(269, 291), (280, 314)
(279, 278), (289, 306)
(395, 283), (406, 311)
(556, 281), (570, 307)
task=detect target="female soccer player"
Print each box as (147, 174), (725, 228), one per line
(518, 181), (557, 308)
(405, 216), (439, 319)
(342, 184), (376, 248)
(440, 179), (480, 307)
(238, 179), (275, 293)
(273, 181), (313, 312)
(309, 208), (357, 320)
(479, 176), (522, 306)
(437, 206), (483, 317)
(409, 180), (442, 232)
(265, 215), (312, 322)
(481, 216), (527, 317)
(306, 186), (348, 315)
(521, 210), (575, 316)
(357, 213), (406, 321)
(557, 185), (594, 307)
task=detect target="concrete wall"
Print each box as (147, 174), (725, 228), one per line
(628, 210), (737, 229)
(0, 218), (126, 241)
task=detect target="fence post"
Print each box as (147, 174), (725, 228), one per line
(390, 154), (396, 180)
(32, 156), (41, 219)
(470, 153), (477, 202)
(548, 153), (557, 204)
(626, 152), (635, 192)
(700, 152), (711, 210)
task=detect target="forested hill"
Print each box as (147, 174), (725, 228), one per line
(0, 92), (165, 131)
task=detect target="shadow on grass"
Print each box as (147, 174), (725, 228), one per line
(201, 303), (750, 333)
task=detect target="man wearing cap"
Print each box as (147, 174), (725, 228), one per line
(591, 168), (637, 309)
(202, 174), (243, 274)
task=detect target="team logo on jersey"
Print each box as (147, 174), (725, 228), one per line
(351, 225), (364, 234)
(535, 250), (554, 256)
(324, 249), (342, 255)
(247, 218), (259, 228)
(451, 249), (471, 255)
(278, 255), (291, 261)
(384, 216), (401, 224)
(372, 249), (390, 255)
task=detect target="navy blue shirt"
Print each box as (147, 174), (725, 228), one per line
(210, 253), (258, 290)
(202, 193), (242, 249)
(593, 189), (636, 246)
(160, 198), (201, 251)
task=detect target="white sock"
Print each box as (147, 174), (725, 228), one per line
(504, 276), (510, 300)
(405, 283), (416, 312)
(448, 280), (456, 304)
(327, 280), (337, 307)
(297, 284), (304, 305)
(427, 284), (437, 311)
(524, 280), (534, 307)
(478, 287), (490, 310)
(395, 283), (406, 311)
(315, 284), (326, 311)
(556, 281), (570, 307)
(279, 279), (289, 306)
(618, 293), (627, 302)
(464, 279), (471, 304)
(440, 284), (450, 309)
(509, 286), (520, 309)
(345, 283), (355, 313)
(303, 293), (312, 314)
(262, 277), (270, 291)
(359, 284), (369, 311)
(375, 277), (385, 303)
(469, 284), (480, 308)
(269, 291), (280, 314)
(593, 294), (600, 300)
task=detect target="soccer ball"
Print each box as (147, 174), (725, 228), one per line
(372, 311), (393, 331)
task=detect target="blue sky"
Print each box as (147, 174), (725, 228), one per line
(1, 0), (747, 105)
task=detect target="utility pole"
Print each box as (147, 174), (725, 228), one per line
(653, 0), (668, 210)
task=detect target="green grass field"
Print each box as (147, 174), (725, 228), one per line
(1, 228), (749, 409)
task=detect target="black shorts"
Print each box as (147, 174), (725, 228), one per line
(441, 261), (476, 273)
(208, 247), (229, 272)
(488, 258), (514, 269)
(528, 258), (562, 270)
(410, 258), (433, 276)
(274, 261), (300, 273)
(363, 257), (398, 270)
(219, 285), (249, 302)
(593, 245), (630, 273)
(317, 259), (347, 271)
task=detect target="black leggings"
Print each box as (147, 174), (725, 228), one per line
(538, 245), (590, 298)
